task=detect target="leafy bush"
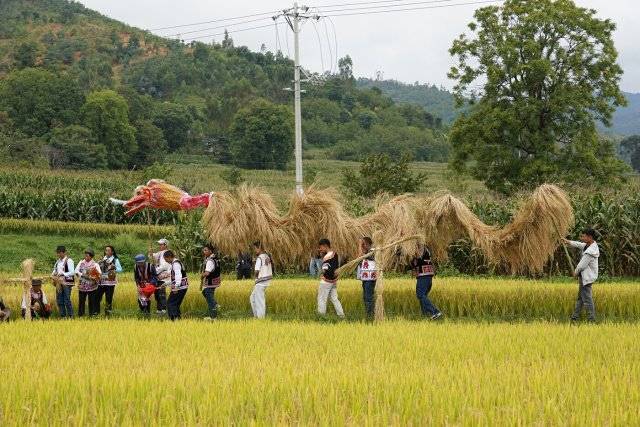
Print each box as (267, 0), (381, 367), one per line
(342, 154), (426, 197)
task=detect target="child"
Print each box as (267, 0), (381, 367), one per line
(410, 246), (442, 320)
(98, 245), (123, 315)
(357, 237), (377, 319)
(133, 254), (158, 315)
(564, 228), (600, 322)
(21, 279), (52, 320)
(164, 250), (188, 321)
(0, 297), (11, 322)
(51, 245), (75, 318)
(317, 238), (345, 318)
(250, 241), (273, 319)
(75, 249), (102, 317)
(201, 244), (221, 320)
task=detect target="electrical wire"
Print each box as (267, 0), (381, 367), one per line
(318, 0), (490, 14)
(149, 10), (281, 32)
(182, 22), (285, 42)
(310, 19), (325, 73)
(162, 16), (273, 38)
(321, 15), (334, 74)
(321, 0), (501, 17)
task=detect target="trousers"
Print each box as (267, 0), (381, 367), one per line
(317, 281), (344, 317)
(97, 285), (115, 314)
(572, 279), (595, 321)
(202, 287), (218, 318)
(56, 285), (74, 317)
(250, 283), (269, 318)
(78, 289), (100, 317)
(167, 288), (187, 321)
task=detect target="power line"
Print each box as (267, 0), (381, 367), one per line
(310, 19), (325, 73)
(182, 22), (285, 42)
(149, 10), (281, 32)
(163, 16), (273, 38)
(312, 0), (444, 9)
(321, 15), (334, 74)
(318, 0), (490, 14)
(321, 0), (501, 17)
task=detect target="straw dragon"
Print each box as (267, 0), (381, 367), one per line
(118, 180), (574, 274)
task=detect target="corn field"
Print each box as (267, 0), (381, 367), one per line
(1, 277), (639, 321)
(1, 318), (639, 425)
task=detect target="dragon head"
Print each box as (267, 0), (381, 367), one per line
(117, 179), (211, 216)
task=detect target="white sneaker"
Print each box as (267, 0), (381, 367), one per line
(430, 312), (443, 320)
(203, 317), (213, 321)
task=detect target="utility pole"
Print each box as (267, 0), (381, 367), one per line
(275, 4), (319, 195)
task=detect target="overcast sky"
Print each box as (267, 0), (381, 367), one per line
(79, 0), (639, 93)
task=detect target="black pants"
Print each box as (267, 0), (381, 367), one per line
(138, 300), (151, 315)
(154, 286), (167, 311)
(97, 285), (115, 314)
(78, 289), (100, 317)
(237, 268), (252, 280)
(167, 288), (187, 321)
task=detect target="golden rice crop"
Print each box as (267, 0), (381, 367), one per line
(0, 320), (639, 425)
(1, 277), (639, 321)
(0, 218), (173, 239)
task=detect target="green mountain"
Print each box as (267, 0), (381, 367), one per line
(0, 0), (448, 170)
(612, 92), (640, 136)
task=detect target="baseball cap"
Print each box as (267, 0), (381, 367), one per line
(157, 238), (169, 245)
(134, 254), (146, 263)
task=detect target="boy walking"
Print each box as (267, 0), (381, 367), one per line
(410, 246), (443, 320)
(564, 228), (600, 322)
(164, 251), (188, 321)
(51, 245), (75, 318)
(201, 244), (221, 319)
(317, 239), (345, 318)
(250, 241), (273, 319)
(357, 237), (377, 319)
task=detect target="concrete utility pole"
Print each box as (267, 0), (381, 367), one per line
(275, 3), (319, 195)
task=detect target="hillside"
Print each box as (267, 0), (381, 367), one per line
(358, 78), (640, 136)
(0, 0), (449, 171)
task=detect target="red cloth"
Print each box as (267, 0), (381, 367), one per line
(139, 283), (157, 298)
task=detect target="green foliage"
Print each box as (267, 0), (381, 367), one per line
(620, 135), (640, 173)
(152, 102), (193, 151)
(0, 68), (84, 136)
(141, 162), (173, 182)
(81, 89), (137, 169)
(448, 0), (627, 194)
(13, 40), (38, 68)
(169, 212), (207, 271)
(47, 125), (108, 170)
(342, 154), (426, 197)
(230, 99), (293, 170)
(132, 120), (167, 168)
(220, 166), (245, 187)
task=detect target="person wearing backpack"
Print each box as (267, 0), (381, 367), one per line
(250, 241), (273, 319)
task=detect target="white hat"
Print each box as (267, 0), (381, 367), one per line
(157, 238), (169, 245)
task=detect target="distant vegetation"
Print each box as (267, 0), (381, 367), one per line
(0, 0), (448, 171)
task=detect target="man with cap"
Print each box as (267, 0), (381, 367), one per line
(74, 248), (102, 317)
(150, 238), (170, 314)
(51, 245), (75, 318)
(21, 279), (52, 320)
(133, 254), (158, 315)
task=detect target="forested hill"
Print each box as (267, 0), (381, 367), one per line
(357, 78), (460, 124)
(358, 77), (640, 136)
(0, 0), (448, 171)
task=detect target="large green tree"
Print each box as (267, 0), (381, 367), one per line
(0, 68), (84, 137)
(448, 0), (627, 193)
(81, 90), (137, 169)
(620, 135), (640, 173)
(229, 99), (293, 170)
(152, 102), (193, 151)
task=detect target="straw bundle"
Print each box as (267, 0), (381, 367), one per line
(202, 184), (572, 274)
(22, 258), (35, 321)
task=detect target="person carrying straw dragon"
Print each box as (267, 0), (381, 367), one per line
(563, 228), (600, 322)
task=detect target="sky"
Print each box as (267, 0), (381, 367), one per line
(79, 0), (639, 93)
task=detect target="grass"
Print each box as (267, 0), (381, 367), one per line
(0, 232), (151, 273)
(1, 277), (640, 322)
(1, 319), (639, 425)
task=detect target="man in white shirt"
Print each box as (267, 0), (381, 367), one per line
(150, 238), (170, 314)
(51, 245), (75, 318)
(250, 241), (273, 319)
(563, 228), (600, 322)
(163, 250), (189, 321)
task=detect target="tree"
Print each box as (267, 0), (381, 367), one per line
(0, 68), (84, 137)
(338, 55), (354, 81)
(342, 154), (425, 197)
(47, 125), (108, 169)
(132, 120), (168, 168)
(81, 90), (137, 169)
(152, 102), (193, 151)
(13, 41), (38, 68)
(229, 99), (293, 170)
(620, 135), (640, 173)
(448, 0), (627, 193)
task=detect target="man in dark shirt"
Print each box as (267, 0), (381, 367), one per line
(410, 246), (442, 320)
(236, 251), (253, 280)
(317, 238), (345, 318)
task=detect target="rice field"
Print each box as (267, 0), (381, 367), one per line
(1, 319), (639, 425)
(2, 277), (640, 425)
